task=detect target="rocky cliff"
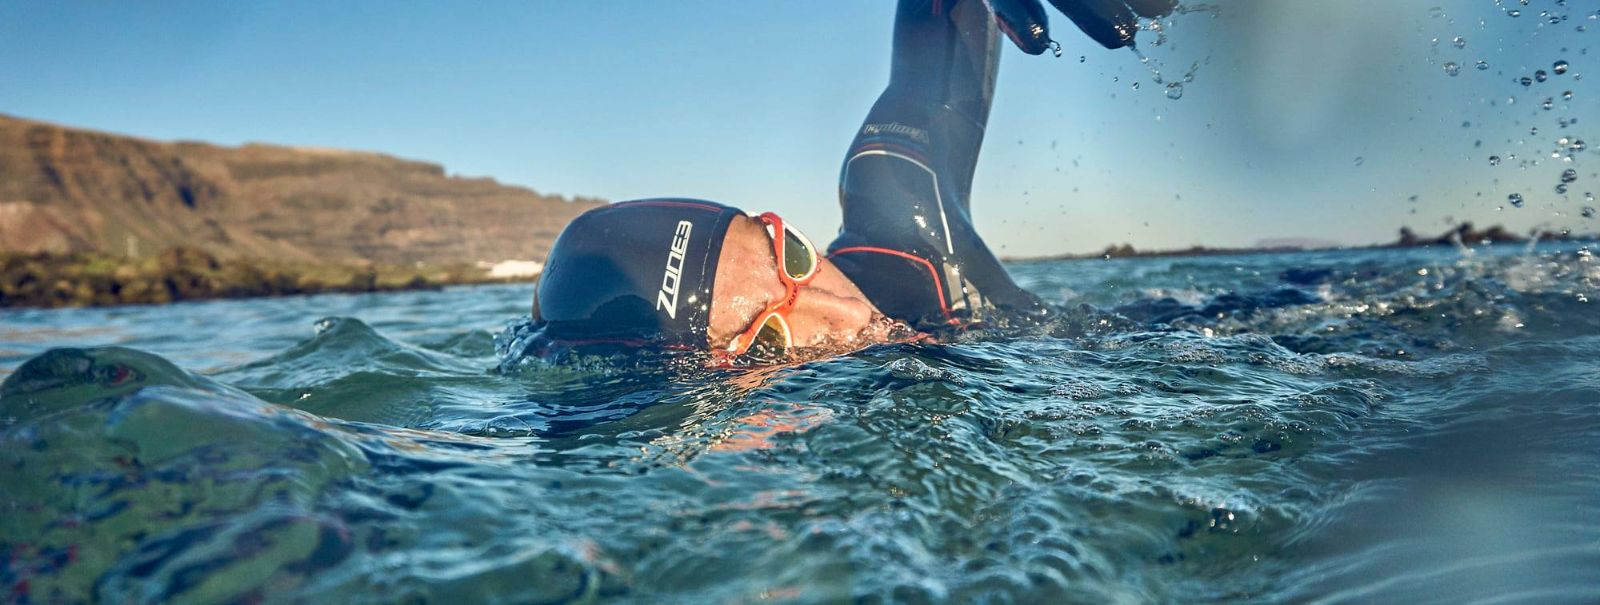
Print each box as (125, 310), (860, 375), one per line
(0, 114), (602, 265)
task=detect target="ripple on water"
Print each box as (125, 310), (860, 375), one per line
(2, 244), (1599, 602)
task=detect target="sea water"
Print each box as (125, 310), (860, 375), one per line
(2, 244), (1597, 603)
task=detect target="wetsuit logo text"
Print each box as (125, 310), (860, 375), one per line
(656, 220), (693, 319)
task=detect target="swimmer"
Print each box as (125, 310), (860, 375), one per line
(529, 0), (1174, 361)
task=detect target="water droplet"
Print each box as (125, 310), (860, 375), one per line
(1509, 193), (1525, 207)
(1049, 40), (1063, 58)
(1509, 9), (1521, 17)
(1565, 90), (1576, 101)
(1132, 81), (1141, 90)
(1444, 62), (1461, 76)
(1079, 55), (1086, 63)
(1582, 206), (1597, 218)
(1554, 60), (1570, 75)
(1354, 156), (1366, 167)
(1572, 139), (1587, 152)
(1536, 70), (1549, 82)
(1557, 183), (1570, 194)
(1543, 97), (1555, 109)
(1452, 36), (1467, 48)
(1477, 60), (1490, 71)
(1165, 83), (1184, 100)
(1520, 76), (1534, 87)
(1562, 168), (1579, 183)
(1490, 155), (1502, 165)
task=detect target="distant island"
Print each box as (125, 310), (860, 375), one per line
(0, 114), (601, 307)
(1008, 222), (1597, 263)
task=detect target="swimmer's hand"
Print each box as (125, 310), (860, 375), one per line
(989, 0), (1178, 53)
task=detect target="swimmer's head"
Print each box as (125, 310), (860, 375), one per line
(533, 199), (740, 347)
(533, 199), (902, 358)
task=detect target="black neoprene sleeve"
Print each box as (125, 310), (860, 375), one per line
(828, 0), (1048, 328)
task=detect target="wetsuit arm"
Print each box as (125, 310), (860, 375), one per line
(828, 0), (1047, 328)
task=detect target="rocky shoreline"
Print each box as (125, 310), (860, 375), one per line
(10, 223), (1594, 309)
(1, 247), (519, 308)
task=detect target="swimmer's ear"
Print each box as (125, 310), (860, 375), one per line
(989, 0), (1054, 55)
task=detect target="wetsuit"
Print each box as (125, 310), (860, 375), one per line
(828, 0), (1049, 329)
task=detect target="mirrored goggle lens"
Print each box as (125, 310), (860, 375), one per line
(777, 225), (817, 280)
(744, 313), (792, 360)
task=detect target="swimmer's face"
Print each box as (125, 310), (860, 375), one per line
(708, 215), (900, 358)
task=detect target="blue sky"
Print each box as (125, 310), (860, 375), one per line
(2, 1), (1596, 256)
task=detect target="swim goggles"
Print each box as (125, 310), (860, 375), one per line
(723, 212), (819, 360)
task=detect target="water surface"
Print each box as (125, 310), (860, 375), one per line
(3, 244), (1598, 603)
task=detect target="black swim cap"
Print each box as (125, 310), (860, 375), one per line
(533, 199), (743, 346)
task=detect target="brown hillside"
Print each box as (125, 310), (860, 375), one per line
(0, 114), (602, 265)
